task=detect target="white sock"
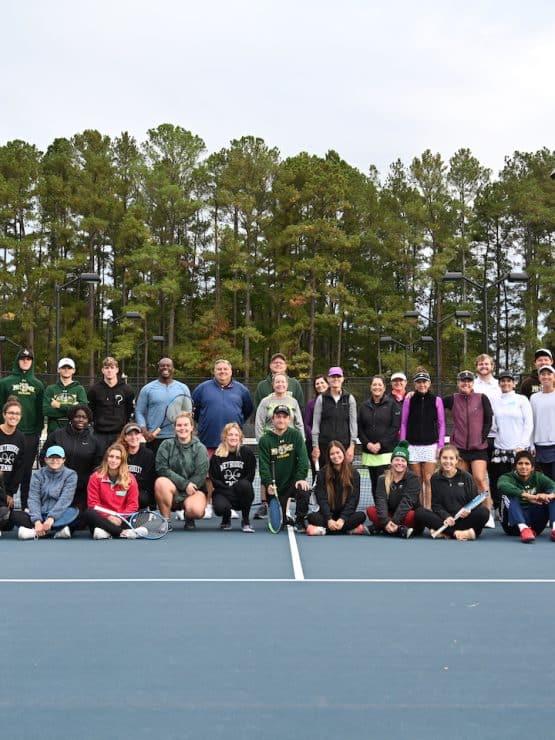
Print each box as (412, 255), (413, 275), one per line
(518, 523), (528, 532)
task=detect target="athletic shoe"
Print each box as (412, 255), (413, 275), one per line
(294, 519), (306, 534)
(18, 526), (37, 540)
(120, 526), (148, 539)
(485, 512), (495, 529)
(53, 526), (71, 539)
(520, 527), (535, 543)
(365, 524), (382, 536)
(202, 504), (214, 520)
(220, 519), (232, 531)
(184, 518), (196, 531)
(306, 524), (326, 536)
(397, 525), (414, 539)
(348, 524), (366, 535)
(93, 527), (112, 540)
(241, 521), (255, 533)
(254, 502), (268, 519)
(551, 529), (555, 542)
(175, 510), (185, 521)
(231, 509), (239, 519)
(454, 528), (476, 541)
(166, 518), (173, 532)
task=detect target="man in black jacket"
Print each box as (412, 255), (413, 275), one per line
(87, 357), (135, 452)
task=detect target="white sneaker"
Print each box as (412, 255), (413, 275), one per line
(174, 510), (185, 521)
(306, 525), (327, 536)
(231, 509), (239, 519)
(18, 526), (37, 540)
(120, 526), (148, 539)
(203, 503), (214, 520)
(93, 527), (112, 540)
(485, 512), (495, 529)
(53, 526), (71, 539)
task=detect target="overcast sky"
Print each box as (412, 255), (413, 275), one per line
(2, 0), (554, 179)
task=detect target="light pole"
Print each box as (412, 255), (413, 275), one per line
(105, 311), (142, 356)
(55, 272), (101, 361)
(379, 335), (434, 375)
(442, 271), (529, 353)
(404, 309), (471, 393)
(135, 335), (164, 387)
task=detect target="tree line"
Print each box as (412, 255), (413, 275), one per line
(0, 124), (553, 383)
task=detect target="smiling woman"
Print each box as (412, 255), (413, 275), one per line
(0, 397), (26, 523)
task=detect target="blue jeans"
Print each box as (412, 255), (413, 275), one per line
(501, 495), (555, 536)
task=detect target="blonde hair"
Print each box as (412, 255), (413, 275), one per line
(96, 443), (132, 490)
(215, 422), (243, 457)
(175, 411), (194, 427)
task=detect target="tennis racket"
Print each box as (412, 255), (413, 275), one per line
(151, 393), (192, 437)
(94, 506), (169, 539)
(268, 459), (283, 534)
(431, 492), (488, 539)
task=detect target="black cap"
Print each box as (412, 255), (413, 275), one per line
(498, 370), (515, 380)
(18, 348), (33, 360)
(272, 404), (291, 416)
(457, 370), (475, 382)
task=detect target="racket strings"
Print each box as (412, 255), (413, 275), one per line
(130, 510), (168, 537)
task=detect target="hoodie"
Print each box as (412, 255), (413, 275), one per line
(0, 351), (45, 434)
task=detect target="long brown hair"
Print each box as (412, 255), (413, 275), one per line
(95, 443), (132, 490)
(324, 440), (354, 509)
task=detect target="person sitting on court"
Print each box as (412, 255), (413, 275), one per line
(414, 444), (489, 540)
(154, 411), (209, 530)
(209, 422), (256, 533)
(366, 440), (421, 538)
(498, 450), (555, 544)
(306, 440), (366, 535)
(11, 445), (79, 540)
(117, 422), (156, 510)
(258, 405), (310, 532)
(85, 443), (140, 539)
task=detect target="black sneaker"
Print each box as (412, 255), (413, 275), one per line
(294, 519), (306, 534)
(365, 524), (382, 536)
(254, 502), (268, 519)
(184, 518), (196, 530)
(220, 518), (232, 531)
(397, 525), (413, 539)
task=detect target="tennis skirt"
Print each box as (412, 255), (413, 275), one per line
(408, 443), (437, 463)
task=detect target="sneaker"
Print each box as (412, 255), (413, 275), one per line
(93, 527), (112, 540)
(231, 509), (239, 519)
(175, 509), (185, 521)
(184, 518), (196, 531)
(365, 524), (382, 536)
(241, 521), (255, 533)
(520, 527), (535, 543)
(202, 504), (214, 520)
(166, 518), (173, 532)
(551, 529), (555, 542)
(18, 526), (37, 540)
(397, 525), (414, 539)
(294, 519), (306, 534)
(348, 524), (366, 535)
(220, 519), (232, 531)
(454, 528), (477, 541)
(485, 512), (495, 529)
(53, 526), (71, 539)
(120, 526), (148, 539)
(306, 524), (327, 536)
(254, 502), (268, 519)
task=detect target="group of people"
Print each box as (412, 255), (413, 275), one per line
(0, 345), (553, 543)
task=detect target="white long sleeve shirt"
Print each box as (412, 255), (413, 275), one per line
(491, 391), (533, 450)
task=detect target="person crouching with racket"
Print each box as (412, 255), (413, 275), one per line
(85, 443), (140, 539)
(414, 444), (489, 540)
(365, 440), (421, 538)
(154, 411), (209, 530)
(305, 440), (366, 535)
(258, 405), (310, 532)
(209, 422), (256, 533)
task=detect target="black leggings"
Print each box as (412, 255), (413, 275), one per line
(84, 508), (128, 537)
(212, 479), (255, 522)
(414, 506), (489, 537)
(307, 510), (366, 533)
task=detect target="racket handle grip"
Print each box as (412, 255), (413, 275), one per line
(151, 427), (161, 438)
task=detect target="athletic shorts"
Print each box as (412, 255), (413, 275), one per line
(458, 448), (488, 463)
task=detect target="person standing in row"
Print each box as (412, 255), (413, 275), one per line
(389, 372), (407, 407)
(254, 353), (304, 409)
(255, 372), (304, 440)
(43, 357), (88, 434)
(87, 356), (135, 453)
(312, 367), (357, 468)
(0, 348), (44, 510)
(520, 348), (553, 399)
(530, 364), (555, 481)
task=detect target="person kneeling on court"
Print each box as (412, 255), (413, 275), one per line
(498, 450), (555, 544)
(11, 445), (79, 540)
(366, 440), (421, 538)
(258, 405), (310, 532)
(414, 444), (489, 540)
(154, 412), (209, 530)
(306, 440), (366, 535)
(209, 422), (256, 533)
(85, 443), (140, 539)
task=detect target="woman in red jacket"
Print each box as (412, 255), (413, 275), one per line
(85, 443), (139, 539)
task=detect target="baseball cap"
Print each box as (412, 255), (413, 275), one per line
(18, 349), (34, 360)
(498, 370), (515, 380)
(328, 366), (344, 377)
(535, 348), (553, 360)
(390, 372), (407, 381)
(272, 404), (291, 416)
(457, 370), (475, 382)
(270, 353), (287, 363)
(122, 422), (141, 434)
(58, 357), (76, 369)
(45, 445), (65, 458)
(538, 365), (555, 374)
(413, 370), (431, 382)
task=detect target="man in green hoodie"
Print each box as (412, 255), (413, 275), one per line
(43, 357), (88, 434)
(0, 348), (45, 509)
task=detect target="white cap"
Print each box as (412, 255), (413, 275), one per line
(390, 372), (407, 381)
(58, 357), (76, 369)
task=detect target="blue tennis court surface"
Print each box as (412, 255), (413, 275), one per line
(1, 523), (554, 739)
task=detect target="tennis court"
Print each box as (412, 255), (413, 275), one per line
(1, 521), (554, 739)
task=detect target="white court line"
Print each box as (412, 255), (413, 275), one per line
(1, 578), (555, 584)
(287, 525), (305, 580)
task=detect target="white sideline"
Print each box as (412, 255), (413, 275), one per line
(287, 525), (305, 581)
(1, 578), (555, 584)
